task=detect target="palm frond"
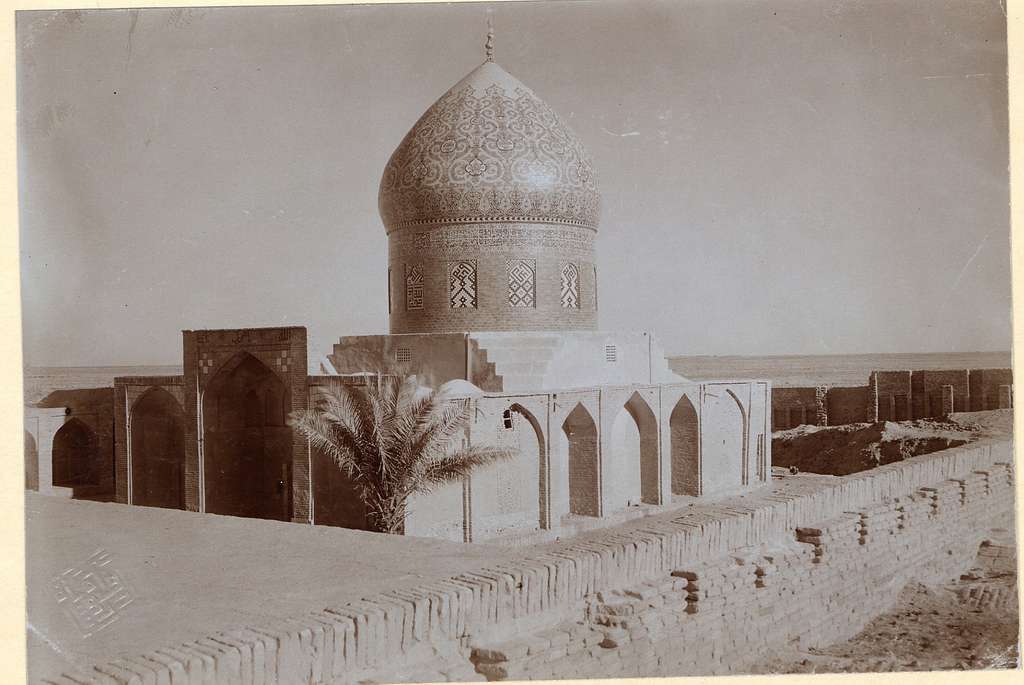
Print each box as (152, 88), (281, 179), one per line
(418, 446), (514, 489)
(288, 408), (363, 481)
(409, 398), (475, 466)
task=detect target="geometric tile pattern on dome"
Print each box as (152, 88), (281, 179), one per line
(405, 264), (424, 310)
(378, 62), (601, 232)
(449, 260), (477, 309)
(560, 262), (580, 308)
(506, 258), (536, 308)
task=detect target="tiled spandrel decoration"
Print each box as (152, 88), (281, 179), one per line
(449, 260), (478, 308)
(405, 264), (424, 310)
(507, 258), (536, 308)
(560, 262), (580, 308)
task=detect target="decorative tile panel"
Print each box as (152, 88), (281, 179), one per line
(379, 63), (601, 232)
(506, 259), (536, 308)
(560, 262), (580, 309)
(449, 260), (478, 309)
(405, 264), (424, 310)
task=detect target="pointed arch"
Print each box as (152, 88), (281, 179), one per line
(52, 418), (99, 488)
(130, 387), (185, 509)
(670, 393), (700, 496)
(510, 402), (547, 529)
(25, 430), (38, 490)
(701, 388), (747, 495)
(561, 402), (599, 517)
(609, 392), (659, 510)
(203, 352), (291, 521)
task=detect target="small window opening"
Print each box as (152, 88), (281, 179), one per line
(502, 408), (513, 429)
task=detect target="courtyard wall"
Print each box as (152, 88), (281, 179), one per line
(48, 438), (1014, 684)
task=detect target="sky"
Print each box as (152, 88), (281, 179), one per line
(16, 0), (1011, 366)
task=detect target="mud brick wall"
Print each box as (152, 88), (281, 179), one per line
(48, 440), (1014, 685)
(770, 387), (820, 429)
(824, 385), (869, 425)
(464, 463), (1015, 680)
(912, 369), (970, 417)
(970, 368), (1014, 411)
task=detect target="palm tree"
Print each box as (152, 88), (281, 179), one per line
(288, 374), (512, 534)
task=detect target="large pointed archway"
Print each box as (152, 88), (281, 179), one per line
(561, 403), (599, 517)
(130, 388), (186, 510)
(202, 353), (291, 521)
(52, 418), (99, 490)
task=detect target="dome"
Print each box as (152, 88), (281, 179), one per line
(378, 60), (601, 233)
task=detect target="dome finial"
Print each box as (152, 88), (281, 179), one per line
(485, 15), (494, 62)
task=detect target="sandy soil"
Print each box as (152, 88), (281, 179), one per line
(772, 409), (1013, 476)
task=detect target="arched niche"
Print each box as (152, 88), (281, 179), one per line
(52, 418), (99, 489)
(203, 353), (291, 521)
(476, 403), (546, 537)
(561, 402), (599, 517)
(130, 387), (186, 509)
(669, 394), (700, 496)
(701, 389), (747, 495)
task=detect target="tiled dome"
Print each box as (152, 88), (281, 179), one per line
(379, 60), (601, 233)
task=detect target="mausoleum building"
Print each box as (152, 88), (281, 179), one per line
(24, 52), (773, 543)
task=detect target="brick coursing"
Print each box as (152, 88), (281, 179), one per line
(388, 224), (598, 334)
(50, 439), (1014, 684)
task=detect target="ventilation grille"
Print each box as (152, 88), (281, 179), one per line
(605, 345), (617, 363)
(395, 347), (412, 364)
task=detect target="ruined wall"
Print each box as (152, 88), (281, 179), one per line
(912, 369), (970, 417)
(466, 466), (1014, 680)
(770, 387), (819, 429)
(59, 440), (1013, 685)
(970, 368), (1014, 411)
(772, 369), (1012, 431)
(825, 386), (870, 425)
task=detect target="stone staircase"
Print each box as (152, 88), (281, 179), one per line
(469, 333), (564, 393)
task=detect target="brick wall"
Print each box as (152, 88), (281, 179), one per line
(824, 386), (869, 425)
(467, 463), (1013, 680)
(56, 439), (1013, 684)
(912, 369), (970, 417)
(770, 387), (820, 429)
(969, 368), (1014, 411)
(388, 223), (598, 334)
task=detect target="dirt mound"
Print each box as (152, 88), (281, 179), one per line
(772, 418), (975, 476)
